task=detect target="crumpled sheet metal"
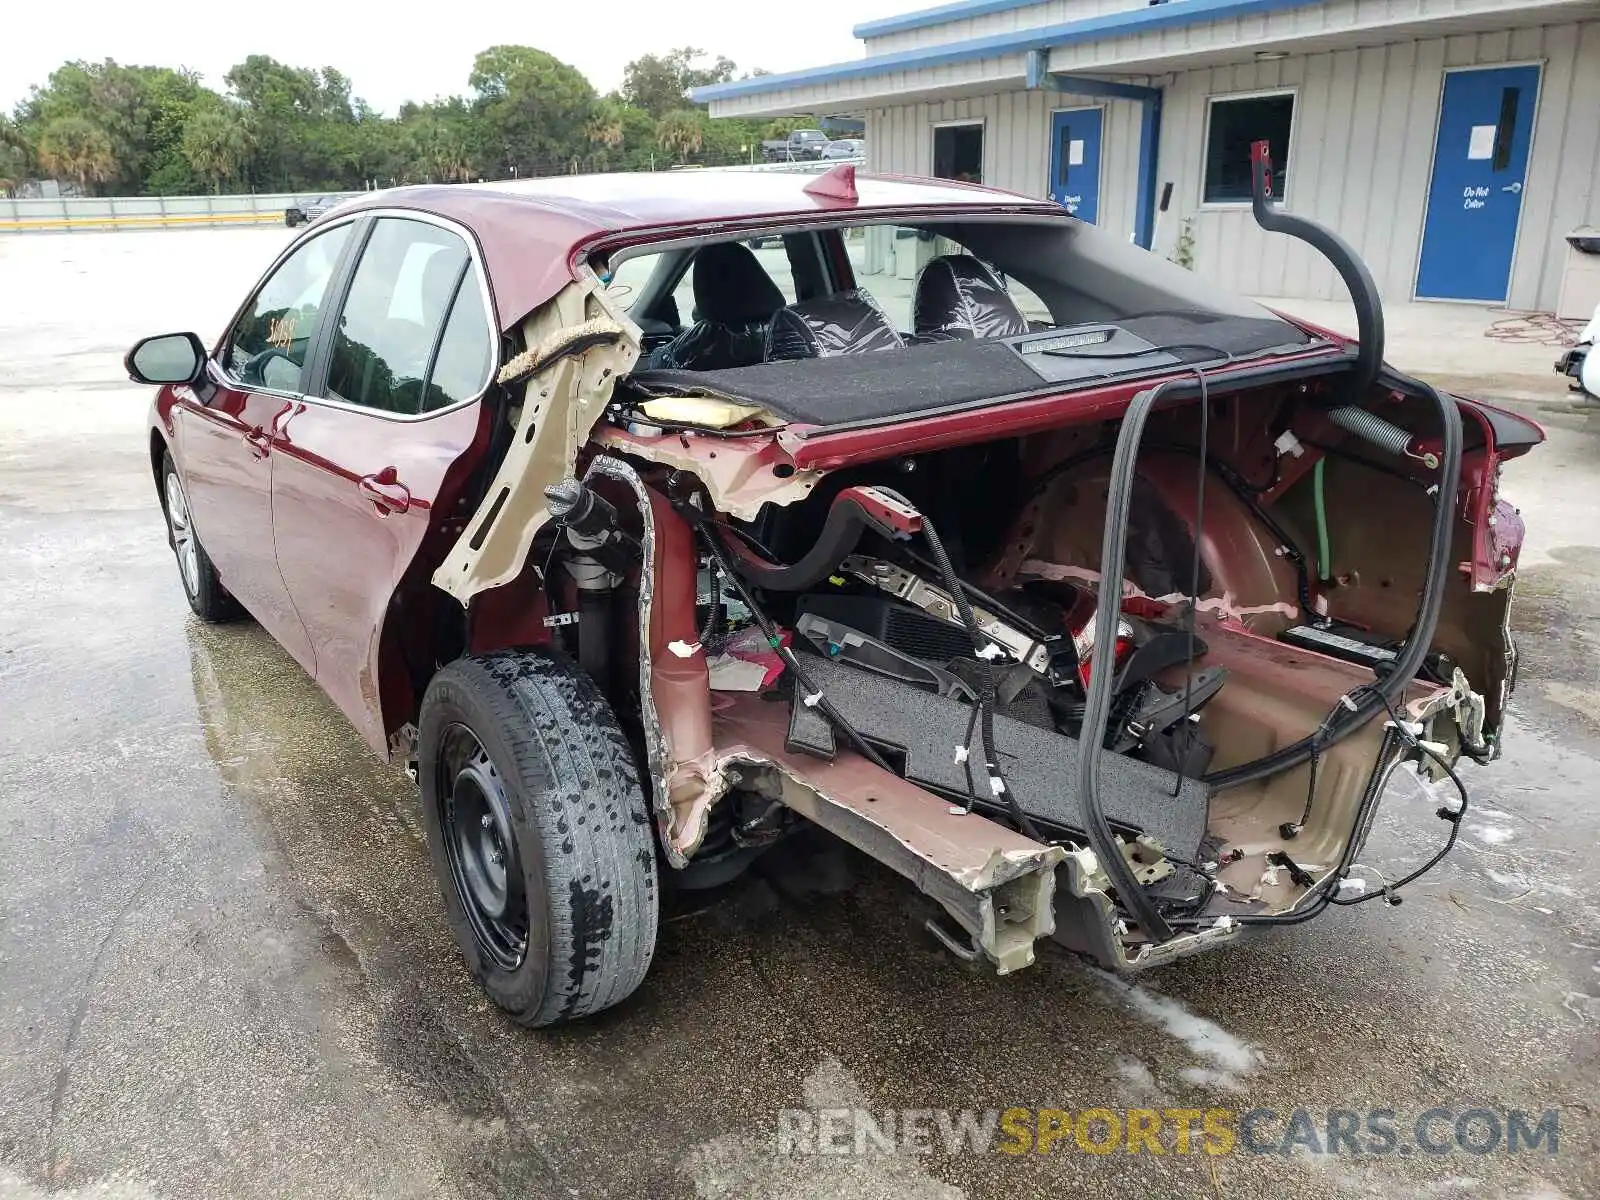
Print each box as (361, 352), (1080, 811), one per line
(577, 456), (709, 866)
(433, 269), (640, 604)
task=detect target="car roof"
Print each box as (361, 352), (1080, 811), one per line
(333, 170), (1061, 331)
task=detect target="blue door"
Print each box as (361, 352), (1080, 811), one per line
(1416, 65), (1540, 301)
(1050, 108), (1103, 223)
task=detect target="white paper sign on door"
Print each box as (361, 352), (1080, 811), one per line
(1069, 139), (1085, 166)
(1467, 125), (1495, 160)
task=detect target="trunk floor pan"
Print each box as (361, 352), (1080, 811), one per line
(784, 653), (1210, 862)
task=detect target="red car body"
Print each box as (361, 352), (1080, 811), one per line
(134, 167), (1541, 1025)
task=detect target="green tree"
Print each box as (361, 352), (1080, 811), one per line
(0, 116), (30, 194)
(620, 48), (735, 119)
(181, 107), (252, 192)
(224, 55), (360, 190)
(35, 116), (117, 193)
(468, 45), (596, 177)
(17, 60), (213, 193)
(398, 100), (475, 183)
(656, 109), (706, 163)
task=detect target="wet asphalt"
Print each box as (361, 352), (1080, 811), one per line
(1, 229), (1597, 1200)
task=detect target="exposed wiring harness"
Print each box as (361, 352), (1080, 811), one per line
(693, 515), (901, 778)
(1329, 688), (1469, 906)
(901, 498), (1046, 843)
(1167, 680), (1470, 926)
(694, 482), (1047, 845)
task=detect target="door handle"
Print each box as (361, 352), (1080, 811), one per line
(358, 472), (411, 515)
(1501, 181), (1522, 194)
(243, 429), (271, 459)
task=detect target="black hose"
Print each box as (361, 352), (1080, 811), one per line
(1249, 139), (1384, 401)
(1172, 371), (1209, 796)
(1076, 377), (1189, 943)
(721, 490), (903, 592)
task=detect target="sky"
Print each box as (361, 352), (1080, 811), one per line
(0, 0), (909, 115)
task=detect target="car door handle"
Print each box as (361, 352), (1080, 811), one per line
(358, 472), (411, 515)
(243, 429), (271, 459)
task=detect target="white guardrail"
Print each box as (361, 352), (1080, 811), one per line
(0, 192), (302, 232)
(0, 159), (867, 234)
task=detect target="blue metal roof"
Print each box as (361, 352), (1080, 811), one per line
(693, 0), (1320, 104)
(854, 0), (1044, 41)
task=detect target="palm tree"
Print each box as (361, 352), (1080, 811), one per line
(35, 116), (116, 195)
(656, 109), (704, 163)
(586, 106), (625, 151)
(181, 109), (252, 194)
(0, 116), (29, 196)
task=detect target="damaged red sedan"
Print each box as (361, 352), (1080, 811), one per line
(128, 156), (1541, 1026)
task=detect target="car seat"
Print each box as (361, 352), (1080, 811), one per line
(911, 254), (1030, 342)
(765, 291), (906, 360)
(642, 243), (788, 371)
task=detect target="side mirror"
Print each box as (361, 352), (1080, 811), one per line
(126, 332), (207, 386)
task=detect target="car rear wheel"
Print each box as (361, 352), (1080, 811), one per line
(418, 650), (658, 1026)
(161, 451), (240, 622)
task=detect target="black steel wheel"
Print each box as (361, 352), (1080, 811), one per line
(418, 650), (658, 1026)
(437, 724), (529, 972)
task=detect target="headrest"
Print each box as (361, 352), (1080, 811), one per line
(765, 291), (906, 361)
(692, 242), (787, 326)
(912, 254), (1030, 341)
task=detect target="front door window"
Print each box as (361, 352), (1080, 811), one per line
(222, 224), (353, 392)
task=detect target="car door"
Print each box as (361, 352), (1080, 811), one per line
(269, 214), (497, 753)
(176, 220), (356, 672)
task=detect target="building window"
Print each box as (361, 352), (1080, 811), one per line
(1203, 93), (1294, 204)
(933, 123), (983, 183)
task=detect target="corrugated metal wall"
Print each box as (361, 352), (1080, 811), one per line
(866, 88), (1146, 239)
(865, 19), (1600, 309)
(1158, 20), (1600, 308)
(864, 0), (1140, 55)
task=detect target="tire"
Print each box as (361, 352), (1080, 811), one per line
(418, 650), (659, 1027)
(160, 451), (241, 622)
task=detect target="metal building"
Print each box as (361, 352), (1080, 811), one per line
(694, 0), (1600, 311)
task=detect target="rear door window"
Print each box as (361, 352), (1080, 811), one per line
(224, 222), (353, 392)
(323, 217), (491, 415)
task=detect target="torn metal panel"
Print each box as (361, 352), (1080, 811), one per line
(709, 694), (1061, 975)
(576, 457), (717, 869)
(433, 267), (640, 604)
(593, 423), (826, 522)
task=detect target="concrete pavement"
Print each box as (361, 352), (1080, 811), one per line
(1, 228), (1596, 1199)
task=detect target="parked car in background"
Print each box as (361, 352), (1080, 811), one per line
(820, 138), (865, 160)
(761, 129), (829, 161)
(127, 165), (1539, 1030)
(284, 194), (351, 227)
